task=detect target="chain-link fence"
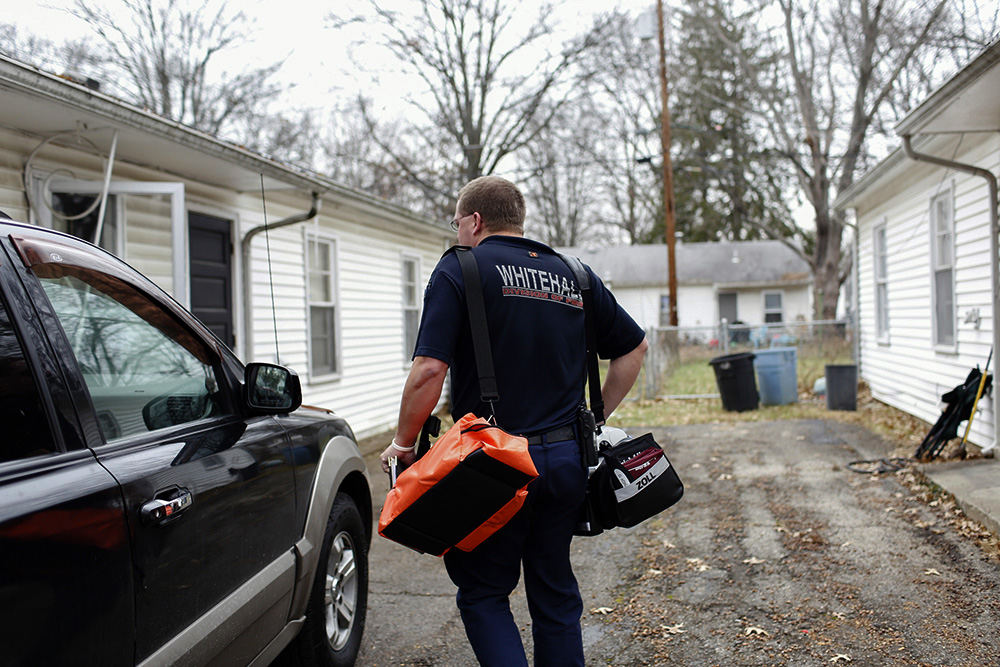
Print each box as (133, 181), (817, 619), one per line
(634, 319), (857, 401)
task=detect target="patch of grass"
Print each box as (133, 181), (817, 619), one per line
(610, 383), (934, 459)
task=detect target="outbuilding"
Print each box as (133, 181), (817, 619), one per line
(560, 241), (812, 334)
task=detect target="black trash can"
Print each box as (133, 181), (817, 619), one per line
(825, 364), (858, 411)
(709, 352), (758, 412)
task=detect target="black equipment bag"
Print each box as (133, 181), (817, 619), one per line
(559, 254), (683, 533)
(588, 433), (684, 528)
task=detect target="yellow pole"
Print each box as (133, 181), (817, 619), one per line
(960, 349), (992, 455)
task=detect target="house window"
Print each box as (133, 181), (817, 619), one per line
(307, 235), (339, 377)
(930, 191), (954, 346)
(873, 222), (889, 339)
(402, 256), (420, 359)
(50, 192), (120, 253)
(763, 292), (783, 323)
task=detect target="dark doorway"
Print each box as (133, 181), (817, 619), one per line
(189, 212), (234, 348)
(718, 292), (738, 323)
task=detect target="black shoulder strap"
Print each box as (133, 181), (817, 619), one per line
(455, 247), (499, 410)
(557, 253), (605, 427)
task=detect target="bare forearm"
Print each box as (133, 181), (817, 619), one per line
(393, 356), (449, 446)
(602, 337), (648, 417)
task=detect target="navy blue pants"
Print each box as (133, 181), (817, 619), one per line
(443, 434), (588, 667)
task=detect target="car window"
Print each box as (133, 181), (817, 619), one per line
(0, 290), (55, 461)
(37, 274), (227, 442)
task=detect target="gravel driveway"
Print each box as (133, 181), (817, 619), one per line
(357, 419), (1000, 666)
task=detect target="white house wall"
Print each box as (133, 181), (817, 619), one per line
(606, 282), (809, 335)
(610, 287), (661, 331)
(241, 198), (445, 439)
(1, 125), (449, 439)
(855, 134), (998, 448)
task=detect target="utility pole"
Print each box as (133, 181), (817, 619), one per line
(656, 0), (678, 326)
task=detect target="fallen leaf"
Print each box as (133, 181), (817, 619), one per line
(591, 607), (614, 615)
(661, 623), (686, 635)
(924, 568), (941, 576)
(742, 557), (765, 565)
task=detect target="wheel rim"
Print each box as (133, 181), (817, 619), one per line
(324, 530), (358, 651)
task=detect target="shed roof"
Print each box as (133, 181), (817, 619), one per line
(559, 241), (811, 288)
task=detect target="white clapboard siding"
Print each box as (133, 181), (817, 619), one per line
(240, 211), (448, 437)
(123, 193), (174, 293)
(1, 123), (450, 439)
(856, 135), (998, 448)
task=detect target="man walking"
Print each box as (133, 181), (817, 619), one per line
(380, 175), (647, 666)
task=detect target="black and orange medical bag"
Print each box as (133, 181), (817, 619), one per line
(378, 247), (539, 556)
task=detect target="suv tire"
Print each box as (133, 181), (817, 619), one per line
(292, 493), (368, 666)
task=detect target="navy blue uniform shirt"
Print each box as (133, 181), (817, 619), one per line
(413, 235), (644, 435)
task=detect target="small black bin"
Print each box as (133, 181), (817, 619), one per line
(825, 364), (858, 411)
(709, 352), (759, 412)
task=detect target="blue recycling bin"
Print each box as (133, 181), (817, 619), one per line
(753, 347), (798, 405)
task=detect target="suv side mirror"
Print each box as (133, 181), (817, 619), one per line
(245, 363), (302, 414)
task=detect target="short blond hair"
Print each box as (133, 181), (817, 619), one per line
(456, 176), (525, 233)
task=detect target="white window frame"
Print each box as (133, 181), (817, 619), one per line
(762, 291), (784, 323)
(31, 174), (188, 304)
(401, 253), (421, 364)
(305, 231), (341, 381)
(929, 187), (956, 349)
(873, 219), (889, 342)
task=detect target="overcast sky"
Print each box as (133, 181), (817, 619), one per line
(8, 0), (657, 114)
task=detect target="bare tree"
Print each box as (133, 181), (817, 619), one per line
(720, 0), (995, 319)
(574, 10), (661, 245)
(519, 104), (606, 246)
(0, 23), (106, 82)
(68, 0), (284, 137)
(330, 0), (605, 215)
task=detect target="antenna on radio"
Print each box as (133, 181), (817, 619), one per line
(260, 174), (280, 362)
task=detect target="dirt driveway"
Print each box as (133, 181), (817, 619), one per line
(357, 419), (1000, 666)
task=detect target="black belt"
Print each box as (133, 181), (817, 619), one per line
(525, 425), (575, 445)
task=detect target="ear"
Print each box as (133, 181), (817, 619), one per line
(471, 212), (484, 234)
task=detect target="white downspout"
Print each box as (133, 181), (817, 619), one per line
(903, 135), (999, 452)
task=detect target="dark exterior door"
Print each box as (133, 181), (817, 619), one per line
(719, 292), (738, 323)
(189, 212), (234, 347)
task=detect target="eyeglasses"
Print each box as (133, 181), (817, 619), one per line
(449, 212), (474, 231)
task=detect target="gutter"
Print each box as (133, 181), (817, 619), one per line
(903, 134), (999, 452)
(241, 192), (321, 362)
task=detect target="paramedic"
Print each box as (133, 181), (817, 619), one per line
(380, 175), (647, 666)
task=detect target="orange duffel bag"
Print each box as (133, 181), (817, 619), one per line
(378, 413), (538, 556)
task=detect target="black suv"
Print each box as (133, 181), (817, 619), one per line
(0, 220), (371, 666)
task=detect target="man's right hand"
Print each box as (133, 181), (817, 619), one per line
(380, 442), (416, 474)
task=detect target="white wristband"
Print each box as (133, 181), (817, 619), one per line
(391, 440), (415, 452)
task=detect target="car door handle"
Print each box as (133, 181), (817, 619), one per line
(141, 490), (193, 525)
